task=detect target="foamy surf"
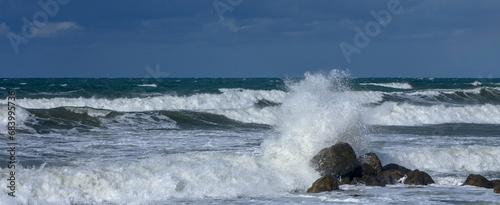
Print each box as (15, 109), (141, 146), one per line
(360, 82), (413, 89)
(1, 75), (500, 204)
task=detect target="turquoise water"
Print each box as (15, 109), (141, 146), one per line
(1, 74), (500, 204)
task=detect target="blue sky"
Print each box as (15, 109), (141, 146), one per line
(1, 0), (499, 78)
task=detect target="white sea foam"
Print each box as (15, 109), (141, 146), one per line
(0, 104), (30, 134)
(103, 112), (178, 130)
(16, 89), (286, 112)
(364, 102), (500, 126)
(137, 83), (157, 87)
(0, 154), (292, 204)
(212, 90), (382, 125)
(471, 81), (482, 86)
(360, 82), (413, 89)
(64, 107), (112, 117)
(208, 107), (278, 125)
(407, 89), (471, 97)
(380, 146), (500, 173)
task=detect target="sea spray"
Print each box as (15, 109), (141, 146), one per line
(261, 70), (367, 186)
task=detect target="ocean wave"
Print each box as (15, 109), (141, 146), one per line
(64, 107), (112, 117)
(364, 102), (500, 126)
(208, 107), (278, 125)
(15, 89), (286, 112)
(137, 83), (157, 87)
(0, 104), (30, 134)
(9, 91), (500, 129)
(0, 152), (316, 204)
(0, 70), (367, 204)
(360, 82), (413, 89)
(471, 81), (482, 86)
(381, 146), (500, 173)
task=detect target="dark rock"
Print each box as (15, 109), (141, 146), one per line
(404, 169), (435, 185)
(310, 142), (359, 177)
(386, 169), (405, 181)
(349, 177), (363, 185)
(361, 163), (376, 177)
(307, 175), (339, 193)
(359, 152), (382, 176)
(494, 185), (500, 194)
(382, 163), (411, 173)
(362, 175), (385, 187)
(382, 163), (412, 181)
(492, 180), (500, 187)
(377, 171), (398, 185)
(462, 174), (494, 188)
(339, 176), (351, 185)
(421, 171), (435, 184)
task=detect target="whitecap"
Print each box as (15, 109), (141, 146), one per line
(360, 82), (413, 89)
(138, 84), (157, 87)
(471, 81), (482, 86)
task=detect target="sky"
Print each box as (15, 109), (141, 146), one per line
(1, 0), (499, 78)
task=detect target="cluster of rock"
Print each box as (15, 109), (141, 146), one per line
(307, 142), (435, 193)
(306, 142), (500, 194)
(462, 174), (500, 194)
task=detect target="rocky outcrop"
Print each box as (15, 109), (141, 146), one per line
(306, 175), (339, 193)
(310, 143), (359, 177)
(404, 169), (434, 185)
(462, 174), (495, 188)
(308, 142), (436, 193)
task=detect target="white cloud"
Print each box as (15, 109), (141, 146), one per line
(37, 21), (81, 37)
(0, 22), (10, 35)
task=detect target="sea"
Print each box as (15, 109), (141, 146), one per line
(1, 70), (499, 204)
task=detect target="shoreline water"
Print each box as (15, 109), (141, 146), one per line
(1, 74), (499, 204)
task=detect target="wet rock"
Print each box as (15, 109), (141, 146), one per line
(310, 142), (359, 177)
(349, 177), (363, 185)
(339, 176), (351, 185)
(492, 180), (500, 187)
(494, 185), (500, 194)
(382, 163), (411, 173)
(306, 175), (339, 193)
(362, 175), (385, 187)
(376, 171), (398, 185)
(462, 174), (494, 188)
(359, 152), (382, 176)
(404, 169), (435, 185)
(382, 163), (411, 181)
